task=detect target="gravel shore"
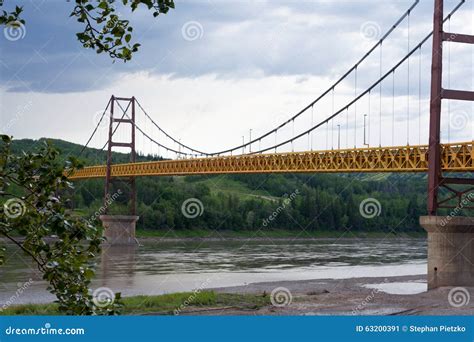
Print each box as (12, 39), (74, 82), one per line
(204, 275), (474, 316)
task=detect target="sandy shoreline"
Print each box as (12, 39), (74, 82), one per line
(2, 272), (473, 316)
(203, 275), (474, 316)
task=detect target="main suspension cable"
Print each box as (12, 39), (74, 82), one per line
(248, 0), (465, 155)
(135, 99), (209, 156)
(201, 0), (421, 156)
(79, 98), (112, 156)
(117, 102), (194, 157)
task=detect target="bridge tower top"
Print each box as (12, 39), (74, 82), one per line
(104, 95), (137, 216)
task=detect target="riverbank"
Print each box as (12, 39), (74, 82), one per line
(3, 275), (472, 316)
(135, 229), (426, 240)
(224, 276), (472, 315)
(207, 275), (474, 316)
(0, 230), (426, 243)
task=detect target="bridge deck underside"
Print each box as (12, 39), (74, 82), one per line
(68, 142), (474, 179)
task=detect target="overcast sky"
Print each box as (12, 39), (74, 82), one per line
(1, 0), (473, 157)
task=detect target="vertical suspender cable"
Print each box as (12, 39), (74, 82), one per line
(274, 130), (277, 153)
(346, 107), (349, 148)
(311, 105), (314, 150)
(158, 125), (161, 158)
(141, 110), (144, 156)
(331, 88), (335, 150)
(379, 42), (383, 147)
(326, 122), (329, 150)
(448, 17), (451, 143)
(419, 45), (422, 145)
(331, 120), (334, 150)
(368, 90), (371, 147)
(407, 10), (411, 145)
(392, 71), (395, 146)
(354, 67), (358, 147)
(292, 120), (295, 152)
(157, 124), (160, 158)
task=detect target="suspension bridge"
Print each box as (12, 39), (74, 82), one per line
(71, 141), (473, 176)
(68, 0), (474, 288)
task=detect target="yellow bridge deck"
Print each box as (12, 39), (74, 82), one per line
(68, 142), (474, 180)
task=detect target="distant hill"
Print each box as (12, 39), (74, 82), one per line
(11, 138), (162, 165)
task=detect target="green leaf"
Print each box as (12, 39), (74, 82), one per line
(98, 2), (108, 10)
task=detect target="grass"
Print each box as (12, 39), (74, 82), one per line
(0, 291), (270, 315)
(188, 177), (279, 202)
(136, 228), (426, 239)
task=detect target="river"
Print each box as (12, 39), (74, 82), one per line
(0, 238), (427, 304)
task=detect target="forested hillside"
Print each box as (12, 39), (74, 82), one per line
(12, 138), (427, 233)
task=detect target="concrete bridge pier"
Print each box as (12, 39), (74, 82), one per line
(420, 216), (474, 289)
(100, 215), (139, 245)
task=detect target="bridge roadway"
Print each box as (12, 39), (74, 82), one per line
(68, 141), (474, 180)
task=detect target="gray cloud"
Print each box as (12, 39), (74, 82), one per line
(3, 0), (463, 94)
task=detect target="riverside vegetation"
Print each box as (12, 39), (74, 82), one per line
(0, 291), (270, 315)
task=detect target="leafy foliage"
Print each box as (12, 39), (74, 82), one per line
(0, 135), (122, 315)
(0, 4), (23, 27)
(123, 173), (425, 233)
(0, 0), (175, 61)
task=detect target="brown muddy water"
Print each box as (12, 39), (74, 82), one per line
(0, 238), (427, 304)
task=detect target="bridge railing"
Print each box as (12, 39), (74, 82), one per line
(67, 141), (474, 179)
